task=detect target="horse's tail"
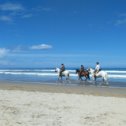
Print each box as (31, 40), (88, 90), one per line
(66, 72), (70, 80)
(88, 73), (90, 80)
(68, 72), (70, 78)
(104, 72), (109, 85)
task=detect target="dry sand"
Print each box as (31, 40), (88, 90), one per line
(0, 82), (126, 126)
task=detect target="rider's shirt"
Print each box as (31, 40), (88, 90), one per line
(80, 66), (84, 72)
(60, 66), (65, 71)
(95, 64), (100, 71)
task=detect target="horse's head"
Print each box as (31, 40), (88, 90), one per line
(55, 67), (60, 73)
(76, 69), (80, 73)
(88, 68), (94, 74)
(87, 68), (90, 72)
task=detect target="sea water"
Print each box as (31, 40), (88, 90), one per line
(0, 67), (126, 87)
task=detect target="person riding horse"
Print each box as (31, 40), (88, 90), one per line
(76, 65), (90, 80)
(79, 65), (85, 77)
(60, 64), (65, 77)
(94, 62), (101, 77)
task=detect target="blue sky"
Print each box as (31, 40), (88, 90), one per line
(0, 0), (126, 68)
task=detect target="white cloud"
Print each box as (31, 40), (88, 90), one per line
(0, 48), (9, 58)
(0, 2), (33, 23)
(12, 46), (22, 52)
(32, 6), (52, 12)
(30, 44), (52, 50)
(0, 16), (12, 22)
(0, 3), (24, 11)
(42, 7), (51, 12)
(118, 13), (126, 17)
(21, 14), (33, 18)
(115, 19), (126, 25)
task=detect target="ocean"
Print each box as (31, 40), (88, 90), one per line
(0, 67), (126, 87)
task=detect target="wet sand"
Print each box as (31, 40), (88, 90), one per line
(0, 81), (126, 97)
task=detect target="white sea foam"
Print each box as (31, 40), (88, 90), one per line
(106, 70), (126, 73)
(0, 71), (56, 76)
(0, 69), (126, 79)
(0, 69), (55, 72)
(108, 75), (126, 78)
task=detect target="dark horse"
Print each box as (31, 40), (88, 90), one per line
(76, 69), (90, 81)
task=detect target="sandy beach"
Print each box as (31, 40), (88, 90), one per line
(0, 81), (126, 126)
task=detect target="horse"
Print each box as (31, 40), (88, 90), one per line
(76, 69), (90, 81)
(88, 68), (108, 85)
(55, 68), (70, 80)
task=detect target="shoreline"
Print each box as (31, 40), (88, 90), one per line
(0, 81), (126, 98)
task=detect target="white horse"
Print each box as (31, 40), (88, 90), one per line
(88, 68), (108, 85)
(55, 68), (70, 80)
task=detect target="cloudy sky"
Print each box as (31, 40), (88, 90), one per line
(0, 0), (126, 68)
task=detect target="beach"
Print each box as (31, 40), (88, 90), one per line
(0, 81), (126, 126)
(1, 0), (126, 125)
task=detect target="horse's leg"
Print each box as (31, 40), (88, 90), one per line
(66, 76), (69, 80)
(78, 76), (82, 81)
(58, 76), (60, 80)
(67, 74), (70, 80)
(88, 74), (90, 80)
(78, 75), (81, 80)
(80, 73), (83, 80)
(84, 76), (86, 81)
(105, 81), (109, 85)
(93, 76), (97, 85)
(84, 75), (87, 81)
(103, 77), (109, 85)
(66, 74), (71, 83)
(85, 73), (90, 81)
(79, 75), (83, 81)
(94, 76), (96, 81)
(66, 75), (67, 80)
(57, 76), (62, 84)
(58, 76), (62, 82)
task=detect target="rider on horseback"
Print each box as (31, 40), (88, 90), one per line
(79, 65), (85, 77)
(94, 62), (101, 77)
(60, 64), (65, 76)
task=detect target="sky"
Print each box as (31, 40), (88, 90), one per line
(0, 0), (126, 68)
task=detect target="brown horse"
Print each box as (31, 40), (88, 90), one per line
(76, 69), (90, 81)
